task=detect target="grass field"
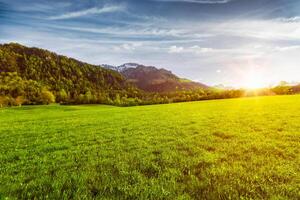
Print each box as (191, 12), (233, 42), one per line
(0, 95), (299, 199)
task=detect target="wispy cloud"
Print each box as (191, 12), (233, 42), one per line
(168, 45), (214, 54)
(154, 0), (232, 4)
(168, 45), (184, 53)
(48, 5), (125, 20)
(12, 2), (71, 12)
(113, 43), (143, 52)
(206, 19), (300, 41)
(276, 16), (300, 23)
(48, 24), (214, 40)
(274, 45), (300, 52)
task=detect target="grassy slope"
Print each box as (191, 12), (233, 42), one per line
(0, 95), (299, 199)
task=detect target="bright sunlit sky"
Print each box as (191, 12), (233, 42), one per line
(1, 0), (300, 88)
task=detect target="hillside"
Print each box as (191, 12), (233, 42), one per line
(104, 63), (208, 92)
(0, 43), (139, 105)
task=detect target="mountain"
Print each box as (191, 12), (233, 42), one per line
(104, 63), (208, 93)
(102, 63), (139, 72)
(0, 43), (139, 105)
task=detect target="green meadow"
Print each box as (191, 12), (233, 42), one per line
(0, 95), (299, 199)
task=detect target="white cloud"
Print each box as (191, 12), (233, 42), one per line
(276, 16), (300, 23)
(274, 46), (300, 52)
(48, 5), (125, 20)
(208, 19), (300, 41)
(168, 45), (214, 54)
(190, 45), (214, 53)
(48, 24), (193, 38)
(168, 45), (184, 53)
(113, 43), (143, 52)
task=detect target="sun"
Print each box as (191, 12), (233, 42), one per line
(240, 69), (267, 89)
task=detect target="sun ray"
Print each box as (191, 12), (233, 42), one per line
(238, 67), (269, 89)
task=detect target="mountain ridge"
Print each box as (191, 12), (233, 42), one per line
(103, 63), (208, 92)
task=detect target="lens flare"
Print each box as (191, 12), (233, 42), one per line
(240, 69), (268, 89)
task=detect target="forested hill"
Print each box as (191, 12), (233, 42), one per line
(0, 43), (140, 105)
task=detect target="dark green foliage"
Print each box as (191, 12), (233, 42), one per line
(0, 72), (43, 105)
(0, 43), (140, 106)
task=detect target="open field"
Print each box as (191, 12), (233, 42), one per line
(0, 95), (299, 199)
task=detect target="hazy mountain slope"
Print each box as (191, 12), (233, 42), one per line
(104, 63), (208, 92)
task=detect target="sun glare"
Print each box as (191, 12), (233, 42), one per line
(240, 70), (267, 89)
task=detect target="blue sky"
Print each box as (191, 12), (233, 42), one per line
(1, 0), (300, 87)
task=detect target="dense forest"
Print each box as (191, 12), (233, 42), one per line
(1, 43), (300, 107)
(0, 43), (142, 106)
